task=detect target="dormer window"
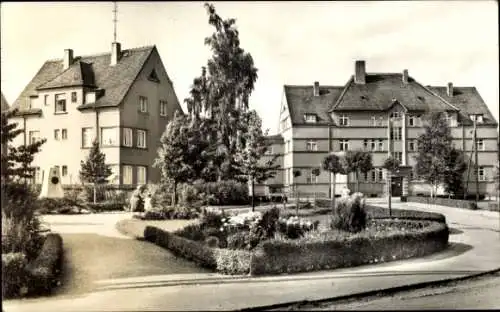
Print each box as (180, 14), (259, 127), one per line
(339, 114), (349, 126)
(390, 111), (401, 119)
(305, 114), (317, 123)
(148, 69), (160, 83)
(85, 92), (96, 104)
(469, 114), (484, 124)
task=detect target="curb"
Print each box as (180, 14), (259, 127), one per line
(236, 267), (500, 311)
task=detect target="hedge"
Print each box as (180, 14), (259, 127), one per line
(250, 221), (449, 275)
(25, 233), (64, 295)
(407, 196), (478, 210)
(144, 226), (251, 275)
(2, 234), (63, 298)
(144, 219), (449, 276)
(86, 201), (126, 212)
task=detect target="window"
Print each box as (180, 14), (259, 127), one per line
(139, 96), (148, 113)
(85, 92), (96, 104)
(409, 140), (415, 152)
(160, 100), (168, 116)
(469, 114), (484, 123)
(408, 115), (415, 127)
(371, 169), (376, 182)
(137, 130), (147, 148)
(394, 152), (403, 162)
(123, 128), (133, 147)
(377, 168), (384, 182)
(62, 129), (67, 140)
(390, 111), (401, 119)
(62, 165), (68, 176)
(371, 116), (377, 126)
(390, 127), (402, 141)
(476, 139), (484, 151)
(477, 115), (484, 123)
(306, 140), (318, 151)
(55, 93), (66, 113)
(306, 170), (318, 184)
(478, 167), (486, 181)
(444, 113), (457, 127)
(370, 139), (376, 151)
(44, 95), (49, 106)
(28, 131), (41, 144)
(305, 114), (317, 123)
(108, 165), (120, 185)
(137, 166), (147, 185)
(363, 139), (368, 150)
(101, 127), (118, 146)
(378, 117), (384, 126)
(339, 139), (349, 151)
(378, 139), (384, 151)
(363, 171), (368, 182)
(54, 129), (60, 140)
(71, 92), (77, 103)
(122, 165), (133, 185)
(265, 146), (273, 155)
(339, 114), (349, 126)
(82, 127), (94, 148)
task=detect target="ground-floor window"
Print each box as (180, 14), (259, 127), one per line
(122, 165), (133, 185)
(137, 166), (147, 185)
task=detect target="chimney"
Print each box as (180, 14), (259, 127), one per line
(64, 49), (74, 70)
(111, 42), (121, 66)
(447, 82), (453, 97)
(354, 60), (366, 84)
(402, 69), (408, 84)
(313, 81), (320, 96)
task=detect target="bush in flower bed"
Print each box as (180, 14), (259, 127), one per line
(250, 220), (449, 275)
(330, 192), (367, 233)
(140, 206), (200, 220)
(2, 252), (29, 298)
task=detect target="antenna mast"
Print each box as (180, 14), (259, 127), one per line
(113, 1), (118, 42)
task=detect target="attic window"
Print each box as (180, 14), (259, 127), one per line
(304, 114), (317, 123)
(469, 114), (484, 123)
(148, 69), (160, 83)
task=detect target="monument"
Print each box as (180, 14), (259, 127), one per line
(39, 166), (65, 199)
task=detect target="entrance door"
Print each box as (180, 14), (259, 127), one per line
(391, 176), (402, 196)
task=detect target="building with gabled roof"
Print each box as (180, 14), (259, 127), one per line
(268, 60), (498, 198)
(10, 41), (183, 187)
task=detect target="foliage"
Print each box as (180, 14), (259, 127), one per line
(227, 231), (250, 250)
(79, 140), (112, 203)
(442, 148), (467, 197)
(383, 156), (401, 172)
(407, 196), (478, 210)
(154, 112), (211, 205)
(414, 112), (466, 198)
(185, 3), (259, 181)
(1, 109), (47, 183)
(141, 206), (199, 220)
(198, 180), (250, 205)
(1, 252), (29, 298)
(329, 192), (367, 233)
(322, 153), (344, 210)
(343, 150), (373, 192)
(129, 185), (147, 212)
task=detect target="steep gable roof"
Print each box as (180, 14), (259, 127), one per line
(429, 86), (498, 126)
(329, 73), (459, 112)
(284, 85), (343, 125)
(12, 45), (155, 110)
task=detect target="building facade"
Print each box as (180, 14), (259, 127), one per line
(9, 42), (182, 188)
(258, 61), (498, 198)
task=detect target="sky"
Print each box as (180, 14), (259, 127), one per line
(1, 1), (498, 134)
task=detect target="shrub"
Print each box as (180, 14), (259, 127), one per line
(227, 231), (250, 250)
(205, 236), (220, 248)
(1, 252), (29, 298)
(2, 212), (44, 260)
(201, 210), (226, 229)
(407, 196), (478, 210)
(86, 201), (125, 212)
(174, 223), (205, 242)
(129, 185), (147, 212)
(190, 180), (249, 206)
(330, 193), (367, 233)
(78, 185), (107, 203)
(179, 182), (204, 208)
(277, 217), (318, 239)
(146, 183), (173, 208)
(1, 182), (39, 221)
(26, 233), (63, 295)
(36, 197), (85, 214)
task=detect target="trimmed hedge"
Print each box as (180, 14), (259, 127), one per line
(407, 196), (478, 210)
(143, 226), (251, 275)
(86, 201), (126, 212)
(25, 233), (64, 295)
(144, 219), (449, 276)
(250, 221), (449, 275)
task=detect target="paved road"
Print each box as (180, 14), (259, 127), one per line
(3, 202), (499, 311)
(294, 271), (500, 310)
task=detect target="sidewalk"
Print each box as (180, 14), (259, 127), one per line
(3, 202), (499, 311)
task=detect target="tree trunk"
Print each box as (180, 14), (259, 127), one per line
(251, 178), (255, 212)
(172, 181), (177, 206)
(93, 185), (97, 204)
(356, 171), (360, 193)
(331, 180), (336, 213)
(295, 186), (299, 216)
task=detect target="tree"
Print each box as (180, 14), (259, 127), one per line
(185, 3), (258, 181)
(153, 112), (212, 206)
(1, 109), (46, 184)
(343, 150), (373, 193)
(414, 112), (465, 198)
(234, 111), (279, 211)
(79, 140), (112, 204)
(442, 148), (467, 198)
(383, 156), (401, 173)
(311, 167), (321, 206)
(322, 153), (344, 211)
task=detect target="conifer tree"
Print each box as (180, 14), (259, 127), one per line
(79, 140), (112, 203)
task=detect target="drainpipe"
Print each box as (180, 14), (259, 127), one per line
(328, 121), (332, 198)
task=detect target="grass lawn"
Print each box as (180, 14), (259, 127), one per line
(116, 218), (198, 240)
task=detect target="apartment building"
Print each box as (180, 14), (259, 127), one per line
(261, 60), (498, 198)
(9, 42), (182, 188)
